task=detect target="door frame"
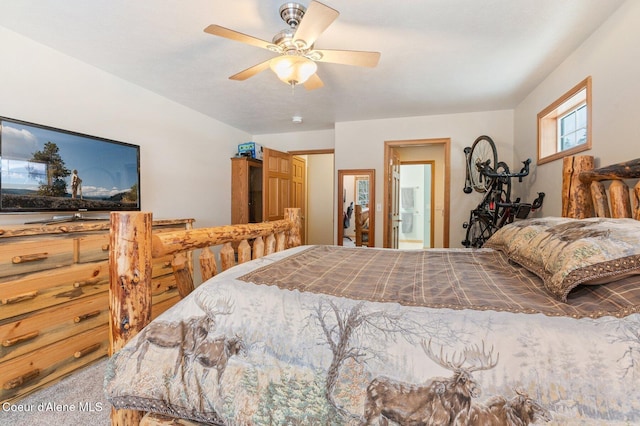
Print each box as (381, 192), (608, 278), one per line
(383, 138), (451, 248)
(337, 169), (375, 246)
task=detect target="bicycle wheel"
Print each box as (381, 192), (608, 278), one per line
(468, 136), (498, 193)
(464, 214), (495, 248)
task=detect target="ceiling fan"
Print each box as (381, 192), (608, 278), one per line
(204, 1), (381, 90)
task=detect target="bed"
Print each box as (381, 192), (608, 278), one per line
(105, 155), (640, 425)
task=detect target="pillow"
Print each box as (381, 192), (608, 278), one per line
(484, 217), (640, 301)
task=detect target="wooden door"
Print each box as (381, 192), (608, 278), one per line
(230, 157), (263, 224)
(263, 148), (292, 221)
(389, 148), (401, 248)
(291, 156), (307, 244)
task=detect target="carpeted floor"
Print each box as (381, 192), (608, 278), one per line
(0, 358), (110, 426)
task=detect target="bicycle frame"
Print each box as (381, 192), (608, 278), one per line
(462, 153), (545, 248)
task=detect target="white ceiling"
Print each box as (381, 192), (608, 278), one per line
(0, 0), (625, 135)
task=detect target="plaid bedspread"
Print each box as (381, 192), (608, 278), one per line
(107, 245), (640, 424)
(238, 245), (640, 318)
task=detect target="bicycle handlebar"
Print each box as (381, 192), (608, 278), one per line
(478, 158), (531, 178)
(479, 158), (531, 180)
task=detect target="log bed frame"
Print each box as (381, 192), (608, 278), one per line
(108, 155), (639, 426)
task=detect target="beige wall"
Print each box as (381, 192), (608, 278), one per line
(253, 129), (335, 152)
(306, 153), (334, 245)
(0, 26), (248, 227)
(334, 111), (514, 247)
(514, 0), (640, 217)
(255, 111), (513, 248)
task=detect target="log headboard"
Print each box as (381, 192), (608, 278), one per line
(562, 155), (640, 219)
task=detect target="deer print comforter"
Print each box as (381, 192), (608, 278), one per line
(105, 246), (640, 425)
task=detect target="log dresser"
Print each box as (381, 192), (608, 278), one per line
(0, 217), (193, 405)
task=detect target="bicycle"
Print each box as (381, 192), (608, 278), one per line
(461, 136), (545, 248)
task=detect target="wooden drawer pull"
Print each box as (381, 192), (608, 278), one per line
(3, 369), (40, 390)
(1, 290), (38, 305)
(73, 277), (101, 288)
(74, 310), (101, 323)
(101, 244), (110, 251)
(12, 252), (49, 264)
(2, 331), (40, 347)
(74, 343), (101, 358)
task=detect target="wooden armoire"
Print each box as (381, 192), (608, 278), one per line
(231, 147), (294, 225)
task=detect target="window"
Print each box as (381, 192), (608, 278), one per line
(355, 176), (369, 206)
(559, 104), (587, 151)
(537, 76), (591, 164)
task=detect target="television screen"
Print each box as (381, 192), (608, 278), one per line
(0, 117), (140, 214)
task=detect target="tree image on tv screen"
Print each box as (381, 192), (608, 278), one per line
(122, 183), (138, 203)
(30, 141), (71, 197)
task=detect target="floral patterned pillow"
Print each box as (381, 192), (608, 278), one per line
(484, 217), (640, 301)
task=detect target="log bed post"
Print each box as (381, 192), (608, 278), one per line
(562, 155), (595, 218)
(109, 211), (153, 425)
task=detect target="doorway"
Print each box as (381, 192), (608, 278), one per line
(398, 162), (435, 249)
(337, 169), (375, 247)
(289, 149), (334, 245)
(383, 139), (450, 248)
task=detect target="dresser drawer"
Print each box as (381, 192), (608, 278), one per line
(152, 255), (175, 279)
(0, 292), (108, 363)
(0, 261), (109, 321)
(75, 233), (110, 263)
(0, 217), (193, 404)
(0, 325), (108, 404)
(0, 237), (74, 278)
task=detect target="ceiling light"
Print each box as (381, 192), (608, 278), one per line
(270, 55), (317, 87)
(292, 116), (303, 124)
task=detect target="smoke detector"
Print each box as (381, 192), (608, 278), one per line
(292, 115), (303, 124)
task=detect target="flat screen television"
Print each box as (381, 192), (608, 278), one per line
(0, 116), (140, 220)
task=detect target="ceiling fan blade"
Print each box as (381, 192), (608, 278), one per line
(313, 49), (381, 68)
(229, 59), (272, 81)
(303, 73), (324, 90)
(293, 1), (339, 48)
(204, 24), (279, 52)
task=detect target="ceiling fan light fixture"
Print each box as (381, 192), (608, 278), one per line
(270, 55), (317, 86)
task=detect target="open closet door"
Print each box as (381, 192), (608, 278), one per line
(291, 156), (306, 244)
(263, 148), (292, 221)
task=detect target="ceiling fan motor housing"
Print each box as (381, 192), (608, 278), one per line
(279, 3), (306, 28)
